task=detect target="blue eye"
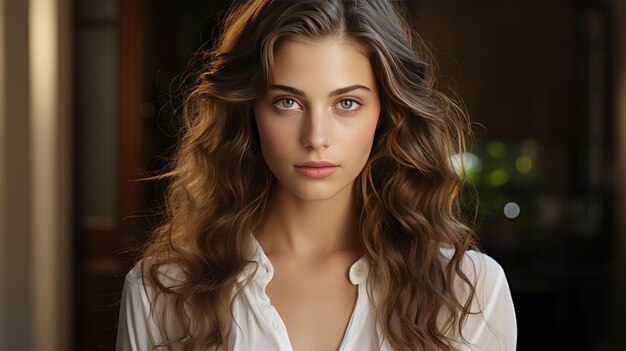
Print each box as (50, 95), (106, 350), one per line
(274, 98), (301, 110)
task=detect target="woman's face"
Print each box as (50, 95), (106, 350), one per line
(254, 37), (381, 201)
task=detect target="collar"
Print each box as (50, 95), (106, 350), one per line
(236, 233), (368, 286)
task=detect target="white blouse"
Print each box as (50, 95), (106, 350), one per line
(116, 234), (517, 350)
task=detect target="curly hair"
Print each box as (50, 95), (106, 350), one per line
(140, 0), (478, 350)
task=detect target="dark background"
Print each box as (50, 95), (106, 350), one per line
(74, 0), (625, 350)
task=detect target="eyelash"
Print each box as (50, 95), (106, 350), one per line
(272, 97), (363, 114)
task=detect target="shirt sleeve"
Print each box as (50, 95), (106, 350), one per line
(462, 251), (517, 351)
(116, 264), (156, 351)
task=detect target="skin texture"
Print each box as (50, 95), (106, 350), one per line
(253, 38), (380, 351)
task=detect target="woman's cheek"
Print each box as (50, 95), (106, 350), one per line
(264, 120), (292, 146)
(256, 119), (297, 168)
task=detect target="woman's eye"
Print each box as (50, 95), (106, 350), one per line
(274, 98), (301, 110)
(334, 99), (361, 112)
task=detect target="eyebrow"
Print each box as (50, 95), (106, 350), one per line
(268, 84), (372, 97)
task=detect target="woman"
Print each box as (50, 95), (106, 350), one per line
(116, 0), (516, 350)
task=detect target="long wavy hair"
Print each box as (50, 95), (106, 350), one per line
(140, 0), (478, 350)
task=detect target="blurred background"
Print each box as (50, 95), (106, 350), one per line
(0, 0), (625, 350)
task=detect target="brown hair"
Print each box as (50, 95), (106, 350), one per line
(140, 0), (477, 350)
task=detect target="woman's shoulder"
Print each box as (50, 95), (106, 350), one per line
(123, 257), (187, 289)
(119, 258), (187, 317)
(438, 245), (517, 349)
(438, 245), (507, 289)
(117, 258), (187, 350)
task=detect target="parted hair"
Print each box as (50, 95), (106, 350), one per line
(140, 0), (478, 350)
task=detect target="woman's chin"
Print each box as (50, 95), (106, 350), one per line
(279, 182), (353, 202)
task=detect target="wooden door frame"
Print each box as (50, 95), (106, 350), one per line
(73, 0), (144, 349)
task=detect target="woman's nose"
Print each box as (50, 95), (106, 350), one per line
(300, 107), (332, 150)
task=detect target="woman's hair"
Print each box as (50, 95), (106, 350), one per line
(140, 0), (477, 350)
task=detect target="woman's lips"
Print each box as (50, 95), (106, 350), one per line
(294, 165), (338, 178)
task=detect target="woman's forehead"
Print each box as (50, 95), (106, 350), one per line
(267, 37), (377, 95)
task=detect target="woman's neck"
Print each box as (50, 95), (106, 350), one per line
(254, 183), (359, 258)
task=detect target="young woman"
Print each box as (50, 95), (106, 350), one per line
(116, 1), (516, 350)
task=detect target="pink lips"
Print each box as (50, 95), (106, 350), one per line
(294, 161), (338, 178)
